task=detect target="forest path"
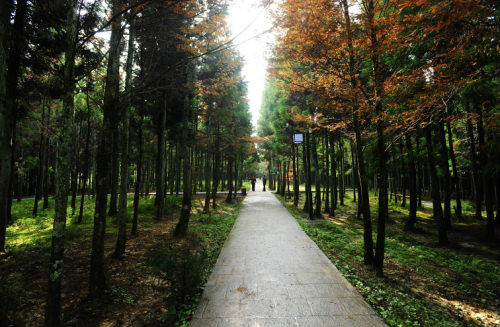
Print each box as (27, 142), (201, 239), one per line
(190, 183), (387, 327)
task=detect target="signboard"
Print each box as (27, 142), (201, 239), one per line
(293, 133), (303, 144)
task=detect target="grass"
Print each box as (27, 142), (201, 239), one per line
(1, 193), (241, 327)
(276, 191), (500, 327)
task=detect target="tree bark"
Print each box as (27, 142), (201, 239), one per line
(446, 122), (462, 220)
(475, 107), (495, 240)
(466, 114), (482, 220)
(78, 88), (92, 224)
(174, 87), (193, 237)
(89, 0), (123, 298)
(114, 16), (135, 257)
(304, 132), (313, 218)
(425, 125), (448, 245)
(131, 115), (143, 237)
(312, 132), (322, 218)
(405, 134), (417, 231)
(155, 102), (166, 220)
(211, 125), (221, 208)
(438, 122), (452, 230)
(44, 0), (78, 324)
(0, 0), (15, 252)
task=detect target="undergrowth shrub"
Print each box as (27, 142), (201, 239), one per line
(146, 245), (207, 324)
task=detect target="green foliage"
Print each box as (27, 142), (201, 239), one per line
(147, 245), (208, 305)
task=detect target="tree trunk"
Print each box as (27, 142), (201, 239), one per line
(475, 108), (495, 240)
(89, 0), (123, 298)
(438, 122), (452, 230)
(225, 154), (234, 203)
(114, 16), (135, 257)
(329, 132), (337, 215)
(0, 0), (15, 252)
(33, 102), (46, 217)
(204, 150), (212, 213)
(304, 133), (313, 218)
(466, 114), (482, 220)
(324, 133), (330, 213)
(131, 115), (143, 237)
(174, 85), (193, 237)
(44, 0), (78, 324)
(496, 178), (500, 227)
(78, 88), (92, 224)
(339, 139), (345, 205)
(211, 125), (221, 208)
(405, 134), (417, 231)
(312, 132), (322, 218)
(425, 125), (448, 245)
(155, 102), (166, 221)
(446, 122), (462, 220)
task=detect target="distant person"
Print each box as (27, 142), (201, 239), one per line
(263, 176), (267, 192)
(251, 177), (256, 191)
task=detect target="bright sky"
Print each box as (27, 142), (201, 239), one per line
(227, 0), (274, 129)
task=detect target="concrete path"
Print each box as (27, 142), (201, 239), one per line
(190, 184), (387, 327)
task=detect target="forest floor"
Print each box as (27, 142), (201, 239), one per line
(277, 192), (500, 327)
(1, 193), (242, 327)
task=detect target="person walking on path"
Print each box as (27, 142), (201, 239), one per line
(251, 177), (256, 191)
(263, 175), (267, 191)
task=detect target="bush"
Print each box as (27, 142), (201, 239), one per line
(146, 245), (207, 316)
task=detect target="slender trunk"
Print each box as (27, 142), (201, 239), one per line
(0, 0), (14, 252)
(366, 0), (388, 275)
(43, 136), (50, 210)
(425, 125), (448, 245)
(155, 103), (166, 220)
(174, 83), (193, 237)
(304, 133), (313, 218)
(416, 129), (423, 208)
(204, 150), (211, 213)
(350, 141), (357, 203)
(225, 154), (234, 203)
(341, 0), (374, 262)
(78, 89), (92, 224)
(34, 103), (46, 217)
(400, 143), (406, 208)
(324, 133), (330, 212)
(70, 165), (78, 215)
(446, 122), (462, 219)
(312, 132), (322, 218)
(211, 126), (221, 208)
(466, 112), (482, 220)
(495, 178), (500, 227)
(405, 134), (417, 231)
(89, 1), (123, 298)
(108, 130), (119, 216)
(476, 108), (495, 240)
(44, 0), (77, 324)
(114, 17), (135, 257)
(329, 132), (337, 214)
(131, 115), (143, 236)
(339, 139), (345, 205)
(438, 122), (452, 230)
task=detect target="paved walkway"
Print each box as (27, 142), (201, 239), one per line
(190, 184), (387, 327)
